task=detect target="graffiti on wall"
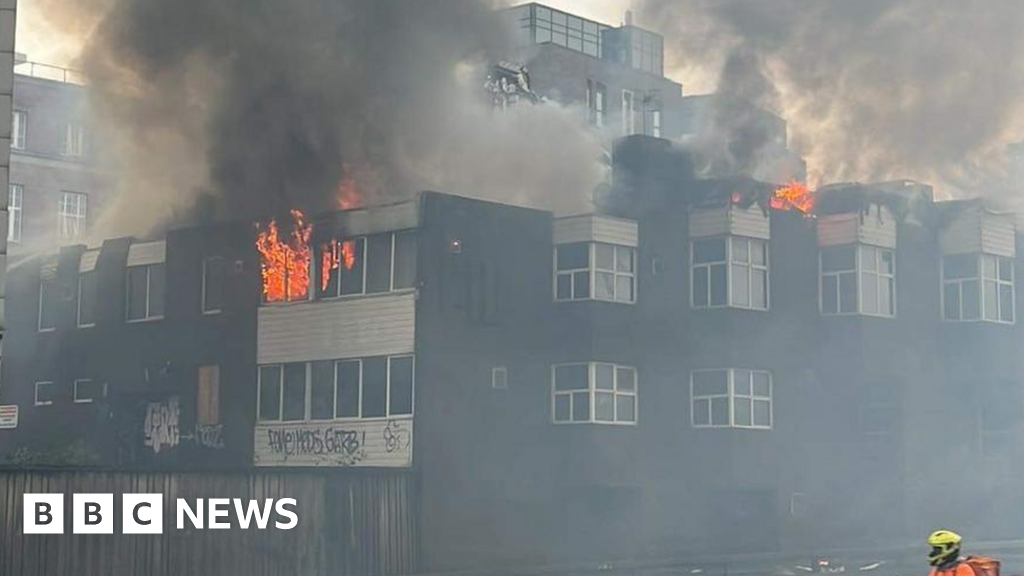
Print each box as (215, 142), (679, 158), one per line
(254, 416), (413, 467)
(142, 397), (226, 454)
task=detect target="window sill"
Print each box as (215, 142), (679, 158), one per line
(38, 327), (56, 333)
(552, 420), (637, 426)
(554, 297), (637, 305)
(821, 312), (895, 319)
(261, 288), (417, 308)
(73, 399), (93, 404)
(692, 304), (770, 312)
(34, 402), (53, 407)
(127, 316), (164, 324)
(257, 414), (414, 425)
(78, 323), (95, 329)
(202, 309), (223, 316)
(942, 318), (1015, 326)
(692, 424), (772, 430)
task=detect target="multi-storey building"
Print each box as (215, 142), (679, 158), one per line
(1, 136), (1022, 569)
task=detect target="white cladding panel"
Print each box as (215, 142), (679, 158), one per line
(817, 214), (859, 247)
(254, 416), (413, 467)
(981, 212), (1016, 257)
(257, 292), (415, 364)
(79, 250), (99, 273)
(730, 205), (771, 239)
(940, 206), (1015, 256)
(817, 206), (896, 248)
(553, 215), (638, 247)
(688, 207), (729, 238)
(126, 240), (166, 266)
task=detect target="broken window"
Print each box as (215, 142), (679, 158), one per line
(366, 234), (393, 293)
(555, 242), (636, 303)
(202, 256), (226, 314)
(821, 244), (894, 317)
(553, 362), (637, 424)
(692, 369), (772, 429)
(197, 366), (220, 425)
(310, 360), (335, 420)
(320, 232), (417, 298)
(38, 277), (58, 331)
(281, 363), (307, 421)
(127, 263), (166, 322)
(258, 365), (282, 421)
(77, 271), (97, 327)
(943, 253), (1013, 323)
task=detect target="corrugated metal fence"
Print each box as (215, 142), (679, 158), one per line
(0, 468), (418, 576)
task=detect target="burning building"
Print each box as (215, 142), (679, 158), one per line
(2, 136), (1024, 570)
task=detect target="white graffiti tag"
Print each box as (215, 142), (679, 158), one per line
(143, 397), (180, 454)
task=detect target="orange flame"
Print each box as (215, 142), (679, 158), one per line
(771, 182), (815, 214)
(319, 238), (359, 291)
(338, 164), (366, 210)
(256, 210), (313, 302)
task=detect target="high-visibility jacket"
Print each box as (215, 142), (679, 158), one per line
(930, 560), (978, 576)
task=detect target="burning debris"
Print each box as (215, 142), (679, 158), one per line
(255, 210), (313, 303)
(771, 182), (815, 214)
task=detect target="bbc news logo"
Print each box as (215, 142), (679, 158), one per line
(23, 494), (298, 534)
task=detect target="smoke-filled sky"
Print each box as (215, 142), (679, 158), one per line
(16, 0), (1024, 227)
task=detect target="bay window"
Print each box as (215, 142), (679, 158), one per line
(552, 362), (637, 424)
(692, 236), (768, 310)
(820, 244), (895, 317)
(691, 369), (772, 429)
(942, 253), (1014, 323)
(555, 242), (636, 303)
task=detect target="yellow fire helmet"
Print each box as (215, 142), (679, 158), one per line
(928, 529), (963, 567)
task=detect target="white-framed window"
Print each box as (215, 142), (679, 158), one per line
(63, 122), (85, 157)
(126, 263), (166, 322)
(58, 191), (87, 240)
(34, 381), (55, 406)
(202, 256), (226, 314)
(554, 242), (636, 303)
(552, 362), (637, 424)
(38, 278), (57, 332)
(820, 244), (895, 317)
(649, 109), (662, 138)
(8, 183), (22, 243)
(73, 379), (101, 404)
(622, 89), (637, 135)
(317, 231), (416, 300)
(258, 355), (414, 422)
(77, 271), (97, 328)
(691, 368), (772, 429)
(942, 253), (1014, 323)
(691, 236), (769, 310)
(587, 79), (606, 127)
(11, 110), (26, 150)
(491, 366), (508, 389)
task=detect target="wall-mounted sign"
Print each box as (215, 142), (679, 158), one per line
(0, 405), (19, 429)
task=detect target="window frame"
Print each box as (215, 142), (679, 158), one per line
(126, 263), (166, 323)
(38, 278), (57, 332)
(34, 381), (55, 406)
(554, 241), (637, 304)
(57, 191), (88, 241)
(77, 271), (97, 328)
(63, 122), (85, 157)
(73, 379), (99, 404)
(691, 236), (770, 311)
(587, 79), (606, 127)
(819, 243), (896, 318)
(551, 362), (638, 425)
(257, 355), (415, 423)
(201, 256), (226, 315)
(622, 89), (637, 135)
(941, 253), (1015, 324)
(491, 366), (508, 389)
(8, 183), (22, 243)
(11, 110), (26, 150)
(691, 368), (773, 430)
(316, 231), (417, 301)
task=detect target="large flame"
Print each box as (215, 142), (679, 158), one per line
(255, 210), (312, 302)
(319, 238), (359, 291)
(771, 182), (815, 214)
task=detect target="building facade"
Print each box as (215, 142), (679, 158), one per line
(1, 137), (1023, 569)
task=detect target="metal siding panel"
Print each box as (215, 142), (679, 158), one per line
(981, 212), (1016, 257)
(253, 416), (414, 467)
(258, 292), (415, 364)
(688, 207), (729, 238)
(858, 206), (897, 248)
(940, 206), (984, 255)
(552, 215), (595, 244)
(729, 205), (771, 239)
(126, 240), (166, 266)
(817, 214), (859, 246)
(554, 215), (638, 246)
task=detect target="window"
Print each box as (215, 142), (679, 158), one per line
(63, 122), (85, 157)
(77, 271), (97, 327)
(649, 109), (662, 138)
(11, 110), (25, 150)
(202, 256), (226, 314)
(587, 80), (606, 127)
(73, 379), (101, 404)
(555, 242), (636, 303)
(942, 253), (1014, 323)
(691, 369), (772, 429)
(527, 4), (606, 57)
(622, 90), (637, 135)
(692, 237), (768, 310)
(552, 363), (637, 424)
(820, 244), (895, 317)
(491, 366), (508, 389)
(38, 277), (57, 331)
(126, 263), (166, 322)
(35, 381), (55, 406)
(318, 231), (416, 299)
(197, 366), (220, 425)
(258, 355), (414, 422)
(58, 191), (87, 240)
(8, 183), (22, 243)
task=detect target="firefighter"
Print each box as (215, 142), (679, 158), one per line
(928, 530), (979, 576)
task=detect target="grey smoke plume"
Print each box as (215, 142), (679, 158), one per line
(638, 0), (1024, 203)
(50, 0), (603, 238)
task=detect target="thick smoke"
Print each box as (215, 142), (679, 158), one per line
(47, 0), (604, 238)
(638, 0), (1024, 205)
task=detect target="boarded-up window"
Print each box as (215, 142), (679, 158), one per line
(197, 365), (220, 425)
